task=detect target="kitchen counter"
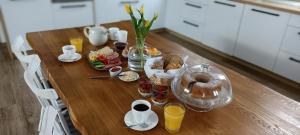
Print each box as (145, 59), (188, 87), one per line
(233, 0), (300, 14)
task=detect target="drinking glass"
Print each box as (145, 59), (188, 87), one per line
(151, 84), (169, 106)
(70, 37), (83, 53)
(138, 77), (152, 98)
(164, 102), (186, 133)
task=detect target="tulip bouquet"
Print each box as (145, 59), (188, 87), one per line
(124, 4), (158, 71)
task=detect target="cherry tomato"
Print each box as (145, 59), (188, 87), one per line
(97, 55), (109, 65)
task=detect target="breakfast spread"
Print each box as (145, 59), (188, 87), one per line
(88, 46), (122, 70)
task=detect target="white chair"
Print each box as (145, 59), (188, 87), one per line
(12, 35), (50, 89)
(40, 106), (61, 135)
(11, 35), (31, 69)
(12, 35), (65, 109)
(24, 54), (77, 135)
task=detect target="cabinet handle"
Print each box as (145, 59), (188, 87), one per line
(289, 57), (300, 64)
(251, 9), (279, 17)
(298, 32), (300, 35)
(185, 2), (202, 9)
(214, 1), (236, 7)
(183, 20), (199, 27)
(61, 4), (86, 9)
(120, 1), (139, 4)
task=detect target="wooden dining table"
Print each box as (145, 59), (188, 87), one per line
(26, 21), (300, 135)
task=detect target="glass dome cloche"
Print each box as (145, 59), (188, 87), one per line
(171, 64), (233, 112)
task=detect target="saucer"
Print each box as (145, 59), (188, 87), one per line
(118, 71), (139, 82)
(58, 53), (81, 62)
(124, 110), (158, 131)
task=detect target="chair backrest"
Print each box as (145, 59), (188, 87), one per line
(40, 106), (58, 135)
(12, 35), (31, 69)
(24, 54), (58, 108)
(13, 35), (50, 88)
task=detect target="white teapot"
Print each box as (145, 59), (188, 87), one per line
(84, 25), (108, 46)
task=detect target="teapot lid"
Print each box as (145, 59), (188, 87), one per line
(90, 25), (108, 32)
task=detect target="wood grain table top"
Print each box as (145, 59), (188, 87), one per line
(26, 21), (300, 135)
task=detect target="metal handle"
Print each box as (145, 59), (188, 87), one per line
(251, 9), (279, 17)
(289, 57), (300, 63)
(61, 4), (86, 9)
(214, 1), (236, 7)
(120, 1), (139, 4)
(183, 20), (199, 28)
(185, 2), (202, 9)
(298, 32), (300, 35)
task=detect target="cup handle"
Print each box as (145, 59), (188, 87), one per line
(83, 27), (91, 38)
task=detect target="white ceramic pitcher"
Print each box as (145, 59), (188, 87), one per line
(84, 25), (108, 46)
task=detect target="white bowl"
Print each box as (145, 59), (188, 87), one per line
(109, 66), (122, 77)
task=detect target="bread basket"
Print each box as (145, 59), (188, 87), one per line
(144, 56), (188, 86)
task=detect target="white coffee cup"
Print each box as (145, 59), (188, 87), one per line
(108, 27), (120, 40)
(117, 30), (128, 43)
(131, 100), (151, 124)
(62, 45), (76, 58)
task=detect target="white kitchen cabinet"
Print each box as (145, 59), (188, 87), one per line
(182, 0), (206, 24)
(203, 0), (244, 55)
(165, 0), (182, 33)
(2, 0), (53, 46)
(165, 0), (207, 41)
(52, 1), (94, 29)
(95, 0), (141, 25)
(234, 5), (290, 71)
(95, 0), (165, 29)
(141, 0), (166, 29)
(281, 26), (300, 56)
(289, 14), (300, 28)
(273, 51), (300, 83)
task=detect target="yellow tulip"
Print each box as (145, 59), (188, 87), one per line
(144, 20), (150, 27)
(124, 4), (132, 14)
(140, 6), (144, 14)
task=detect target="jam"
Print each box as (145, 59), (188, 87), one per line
(111, 67), (121, 72)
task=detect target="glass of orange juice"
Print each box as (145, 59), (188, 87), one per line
(70, 37), (83, 53)
(164, 102), (186, 133)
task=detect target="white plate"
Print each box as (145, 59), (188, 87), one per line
(58, 53), (81, 63)
(118, 71), (139, 82)
(124, 110), (158, 131)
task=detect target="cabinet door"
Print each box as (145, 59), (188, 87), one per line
(141, 0), (166, 29)
(273, 51), (300, 83)
(234, 5), (290, 70)
(203, 0), (244, 55)
(2, 0), (53, 45)
(164, 0), (182, 33)
(52, 2), (94, 29)
(95, 0), (141, 24)
(281, 26), (300, 56)
(165, 0), (205, 41)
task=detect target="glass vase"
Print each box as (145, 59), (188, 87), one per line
(128, 38), (149, 71)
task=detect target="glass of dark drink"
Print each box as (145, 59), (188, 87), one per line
(114, 41), (127, 54)
(138, 77), (152, 98)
